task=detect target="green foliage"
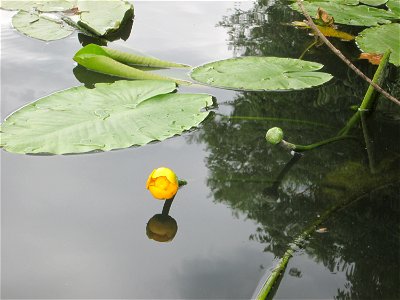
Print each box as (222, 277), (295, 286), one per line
(11, 10), (74, 41)
(360, 0), (388, 6)
(387, 0), (400, 17)
(73, 44), (190, 84)
(0, 80), (212, 154)
(191, 57), (333, 91)
(290, 1), (397, 26)
(1, 0), (134, 41)
(76, 44), (189, 68)
(356, 24), (400, 66)
(0, 0), (74, 11)
(76, 0), (133, 36)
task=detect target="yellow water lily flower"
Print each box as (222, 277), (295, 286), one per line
(146, 167), (179, 200)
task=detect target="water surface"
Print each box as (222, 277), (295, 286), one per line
(1, 1), (399, 299)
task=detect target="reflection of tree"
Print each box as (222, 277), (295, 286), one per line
(195, 1), (400, 298)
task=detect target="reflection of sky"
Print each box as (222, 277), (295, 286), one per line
(2, 2), (350, 299)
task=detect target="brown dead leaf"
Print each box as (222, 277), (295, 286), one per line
(315, 227), (329, 233)
(316, 7), (334, 27)
(359, 53), (383, 65)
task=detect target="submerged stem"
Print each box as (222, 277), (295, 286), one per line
(299, 39), (318, 60)
(255, 182), (397, 300)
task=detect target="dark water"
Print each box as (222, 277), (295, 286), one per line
(1, 1), (399, 299)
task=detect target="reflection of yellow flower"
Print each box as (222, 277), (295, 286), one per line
(146, 167), (179, 200)
(146, 214), (178, 242)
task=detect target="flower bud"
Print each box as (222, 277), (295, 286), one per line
(146, 167), (179, 200)
(146, 214), (178, 242)
(266, 127), (284, 145)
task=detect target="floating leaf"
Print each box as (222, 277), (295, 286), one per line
(360, 0), (388, 6)
(359, 52), (383, 65)
(190, 57), (333, 91)
(317, 26), (355, 40)
(12, 10), (74, 41)
(77, 0), (134, 36)
(73, 45), (190, 85)
(387, 0), (400, 17)
(290, 1), (397, 26)
(356, 23), (400, 66)
(0, 0), (75, 11)
(1, 0), (134, 41)
(0, 80), (213, 155)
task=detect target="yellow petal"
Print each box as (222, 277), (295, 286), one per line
(152, 167), (178, 185)
(146, 169), (156, 189)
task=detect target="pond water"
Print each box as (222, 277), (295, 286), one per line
(1, 1), (399, 299)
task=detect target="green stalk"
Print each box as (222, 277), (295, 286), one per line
(360, 112), (377, 174)
(299, 39), (318, 60)
(280, 135), (356, 152)
(338, 49), (391, 136)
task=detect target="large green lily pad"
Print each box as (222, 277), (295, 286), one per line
(290, 1), (397, 26)
(387, 0), (400, 17)
(1, 0), (134, 41)
(77, 0), (133, 36)
(360, 0), (388, 6)
(190, 57), (333, 91)
(12, 10), (74, 41)
(0, 0), (75, 11)
(356, 23), (400, 66)
(0, 80), (213, 154)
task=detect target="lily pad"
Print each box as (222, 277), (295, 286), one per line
(0, 0), (75, 11)
(290, 1), (397, 26)
(12, 10), (74, 41)
(360, 0), (388, 6)
(0, 80), (213, 155)
(77, 0), (134, 36)
(387, 0), (400, 17)
(356, 23), (400, 66)
(73, 44), (190, 85)
(190, 57), (333, 91)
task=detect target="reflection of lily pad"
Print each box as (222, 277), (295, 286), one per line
(290, 1), (397, 26)
(12, 10), (74, 41)
(356, 23), (400, 66)
(0, 80), (213, 154)
(191, 57), (333, 91)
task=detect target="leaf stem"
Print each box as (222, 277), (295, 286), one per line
(279, 135), (356, 152)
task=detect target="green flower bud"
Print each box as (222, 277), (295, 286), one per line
(266, 127), (284, 145)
